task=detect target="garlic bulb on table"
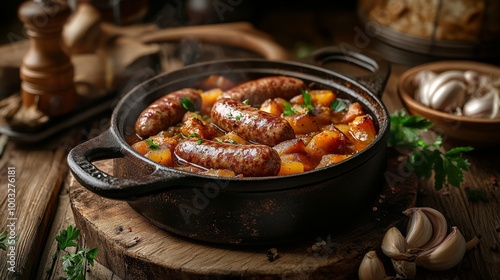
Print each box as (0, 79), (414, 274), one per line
(413, 70), (500, 119)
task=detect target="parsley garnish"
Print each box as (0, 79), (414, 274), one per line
(387, 110), (433, 147)
(0, 230), (17, 250)
(181, 97), (196, 112)
(235, 114), (242, 120)
(53, 225), (98, 280)
(301, 90), (315, 113)
(145, 138), (160, 150)
(389, 110), (473, 190)
(188, 133), (199, 138)
(0, 230), (9, 250)
(283, 102), (297, 116)
(242, 99), (250, 105)
(330, 98), (347, 113)
(197, 138), (203, 144)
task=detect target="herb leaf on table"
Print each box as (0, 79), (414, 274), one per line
(53, 225), (99, 280)
(388, 110), (473, 190)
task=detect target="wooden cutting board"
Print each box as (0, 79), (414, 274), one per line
(70, 155), (417, 280)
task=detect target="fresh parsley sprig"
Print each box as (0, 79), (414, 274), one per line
(145, 138), (160, 150)
(301, 90), (315, 113)
(389, 110), (473, 190)
(180, 97), (197, 112)
(330, 98), (347, 113)
(283, 102), (297, 116)
(0, 230), (17, 250)
(53, 225), (98, 280)
(0, 230), (8, 250)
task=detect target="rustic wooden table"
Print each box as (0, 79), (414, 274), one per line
(1, 6), (499, 280)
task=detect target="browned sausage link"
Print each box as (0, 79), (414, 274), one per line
(174, 138), (281, 177)
(211, 98), (295, 146)
(219, 76), (308, 106)
(135, 88), (202, 138)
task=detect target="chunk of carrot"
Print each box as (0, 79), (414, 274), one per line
(145, 148), (174, 166)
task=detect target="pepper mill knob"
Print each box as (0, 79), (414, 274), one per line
(18, 0), (76, 117)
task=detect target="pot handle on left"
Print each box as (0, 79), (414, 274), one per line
(305, 45), (391, 98)
(67, 129), (190, 200)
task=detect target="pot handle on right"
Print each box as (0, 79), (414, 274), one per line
(307, 45), (391, 98)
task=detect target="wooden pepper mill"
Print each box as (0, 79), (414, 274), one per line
(18, 0), (76, 117)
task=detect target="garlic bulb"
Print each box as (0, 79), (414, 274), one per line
(413, 69), (500, 119)
(371, 207), (476, 278)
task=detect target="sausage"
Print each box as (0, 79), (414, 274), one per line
(135, 88), (202, 138)
(174, 138), (281, 177)
(220, 76), (308, 106)
(211, 98), (295, 146)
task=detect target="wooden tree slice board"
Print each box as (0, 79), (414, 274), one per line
(70, 157), (417, 280)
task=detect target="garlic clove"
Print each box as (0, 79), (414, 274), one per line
(416, 226), (466, 271)
(391, 259), (417, 279)
(381, 227), (416, 261)
(426, 70), (466, 99)
(414, 70), (436, 106)
(463, 90), (496, 118)
(463, 70), (480, 87)
(464, 88), (500, 119)
(359, 251), (394, 280)
(405, 208), (433, 250)
(404, 207), (448, 251)
(429, 80), (466, 112)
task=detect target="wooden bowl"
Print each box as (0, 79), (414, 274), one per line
(398, 61), (500, 148)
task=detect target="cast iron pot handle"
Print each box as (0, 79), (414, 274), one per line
(67, 129), (192, 200)
(306, 45), (391, 98)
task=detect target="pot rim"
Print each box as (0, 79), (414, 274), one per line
(111, 58), (389, 188)
(67, 51), (391, 200)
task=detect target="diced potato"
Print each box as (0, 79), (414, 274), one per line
(289, 94), (304, 104)
(278, 161), (304, 176)
(260, 98), (284, 116)
(289, 90), (335, 107)
(200, 88), (222, 115)
(316, 154), (351, 168)
(305, 129), (347, 162)
(280, 153), (314, 171)
(273, 138), (307, 156)
(145, 148), (174, 166)
(309, 90), (336, 107)
(131, 136), (178, 155)
(313, 106), (334, 126)
(348, 115), (377, 151)
(284, 113), (320, 134)
(180, 117), (217, 139)
(131, 141), (149, 155)
(334, 124), (350, 136)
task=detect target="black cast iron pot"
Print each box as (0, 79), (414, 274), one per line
(67, 46), (391, 245)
